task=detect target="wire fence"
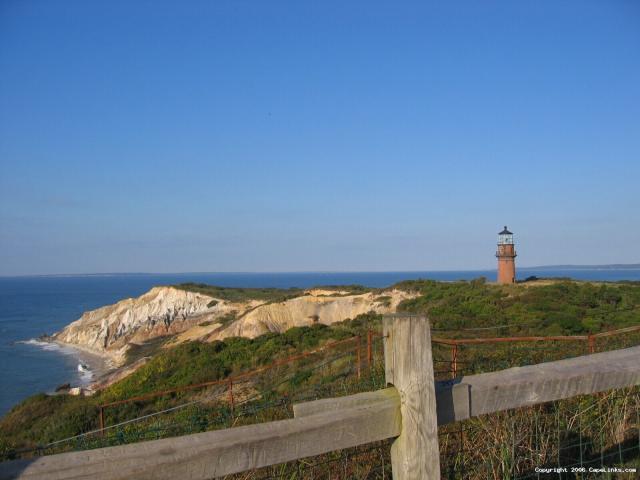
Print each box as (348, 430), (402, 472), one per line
(2, 335), (388, 461)
(5, 323), (640, 478)
(228, 326), (640, 479)
(228, 387), (640, 480)
(432, 324), (640, 380)
(437, 387), (640, 479)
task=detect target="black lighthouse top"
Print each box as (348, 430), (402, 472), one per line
(498, 226), (513, 235)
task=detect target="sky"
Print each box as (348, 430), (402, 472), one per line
(0, 1), (639, 275)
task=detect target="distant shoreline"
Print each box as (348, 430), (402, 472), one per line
(2, 265), (640, 278)
(521, 264), (640, 271)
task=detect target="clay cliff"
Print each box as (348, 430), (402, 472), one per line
(201, 291), (411, 341)
(53, 286), (413, 366)
(53, 286), (223, 364)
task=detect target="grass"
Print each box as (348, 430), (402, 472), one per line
(2, 329), (640, 479)
(174, 282), (377, 302)
(375, 295), (392, 307)
(395, 278), (640, 335)
(0, 312), (381, 455)
(216, 311), (237, 326)
(124, 336), (170, 364)
(3, 278), (640, 476)
(172, 283), (304, 303)
(310, 284), (376, 296)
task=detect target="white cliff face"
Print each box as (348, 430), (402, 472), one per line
(205, 290), (414, 342)
(53, 287), (217, 364)
(53, 286), (416, 367)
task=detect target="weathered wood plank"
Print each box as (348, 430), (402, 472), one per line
(463, 344), (640, 417)
(292, 387), (400, 418)
(294, 383), (471, 427)
(296, 345), (640, 424)
(4, 345), (640, 480)
(383, 315), (441, 480)
(0, 397), (401, 480)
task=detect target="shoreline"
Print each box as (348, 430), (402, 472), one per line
(50, 339), (119, 368)
(51, 340), (119, 389)
(21, 338), (117, 390)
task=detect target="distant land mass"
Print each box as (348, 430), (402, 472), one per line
(524, 264), (640, 270)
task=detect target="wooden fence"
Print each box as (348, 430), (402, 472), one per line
(99, 322), (640, 430)
(96, 335), (367, 433)
(2, 315), (640, 480)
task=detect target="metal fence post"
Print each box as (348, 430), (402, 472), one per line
(356, 336), (362, 379)
(99, 406), (105, 437)
(228, 378), (234, 414)
(451, 343), (459, 379)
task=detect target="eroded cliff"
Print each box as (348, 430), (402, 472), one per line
(53, 286), (227, 364)
(53, 285), (413, 367)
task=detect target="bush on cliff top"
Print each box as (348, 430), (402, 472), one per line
(173, 283), (375, 302)
(3, 279), (640, 455)
(396, 279), (640, 335)
(172, 283), (304, 303)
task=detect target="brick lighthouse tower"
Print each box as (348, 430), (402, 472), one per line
(496, 226), (516, 284)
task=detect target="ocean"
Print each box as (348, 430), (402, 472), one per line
(1, 269), (640, 416)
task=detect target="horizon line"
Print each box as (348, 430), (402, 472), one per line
(2, 264), (640, 279)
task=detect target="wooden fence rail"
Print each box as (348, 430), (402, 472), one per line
(96, 322), (640, 430)
(2, 316), (640, 480)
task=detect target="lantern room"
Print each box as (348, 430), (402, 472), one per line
(498, 226), (514, 245)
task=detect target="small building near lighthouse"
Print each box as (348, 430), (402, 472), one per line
(496, 226), (517, 284)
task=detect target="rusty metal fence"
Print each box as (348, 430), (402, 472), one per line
(5, 322), (640, 479)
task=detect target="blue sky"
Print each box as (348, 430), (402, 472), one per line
(0, 1), (639, 275)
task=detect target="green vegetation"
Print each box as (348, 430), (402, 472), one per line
(124, 336), (170, 364)
(0, 312), (381, 455)
(311, 284), (375, 296)
(217, 311), (237, 326)
(173, 283), (304, 303)
(174, 282), (375, 302)
(0, 393), (98, 459)
(3, 278), (640, 471)
(176, 278), (640, 337)
(375, 295), (392, 308)
(395, 278), (640, 335)
(196, 311), (236, 330)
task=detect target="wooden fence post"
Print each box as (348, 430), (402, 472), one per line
(384, 314), (440, 479)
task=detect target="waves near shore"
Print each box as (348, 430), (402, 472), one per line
(16, 339), (109, 387)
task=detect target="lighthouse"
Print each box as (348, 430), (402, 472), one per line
(496, 226), (516, 284)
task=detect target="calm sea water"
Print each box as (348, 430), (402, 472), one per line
(1, 269), (639, 416)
